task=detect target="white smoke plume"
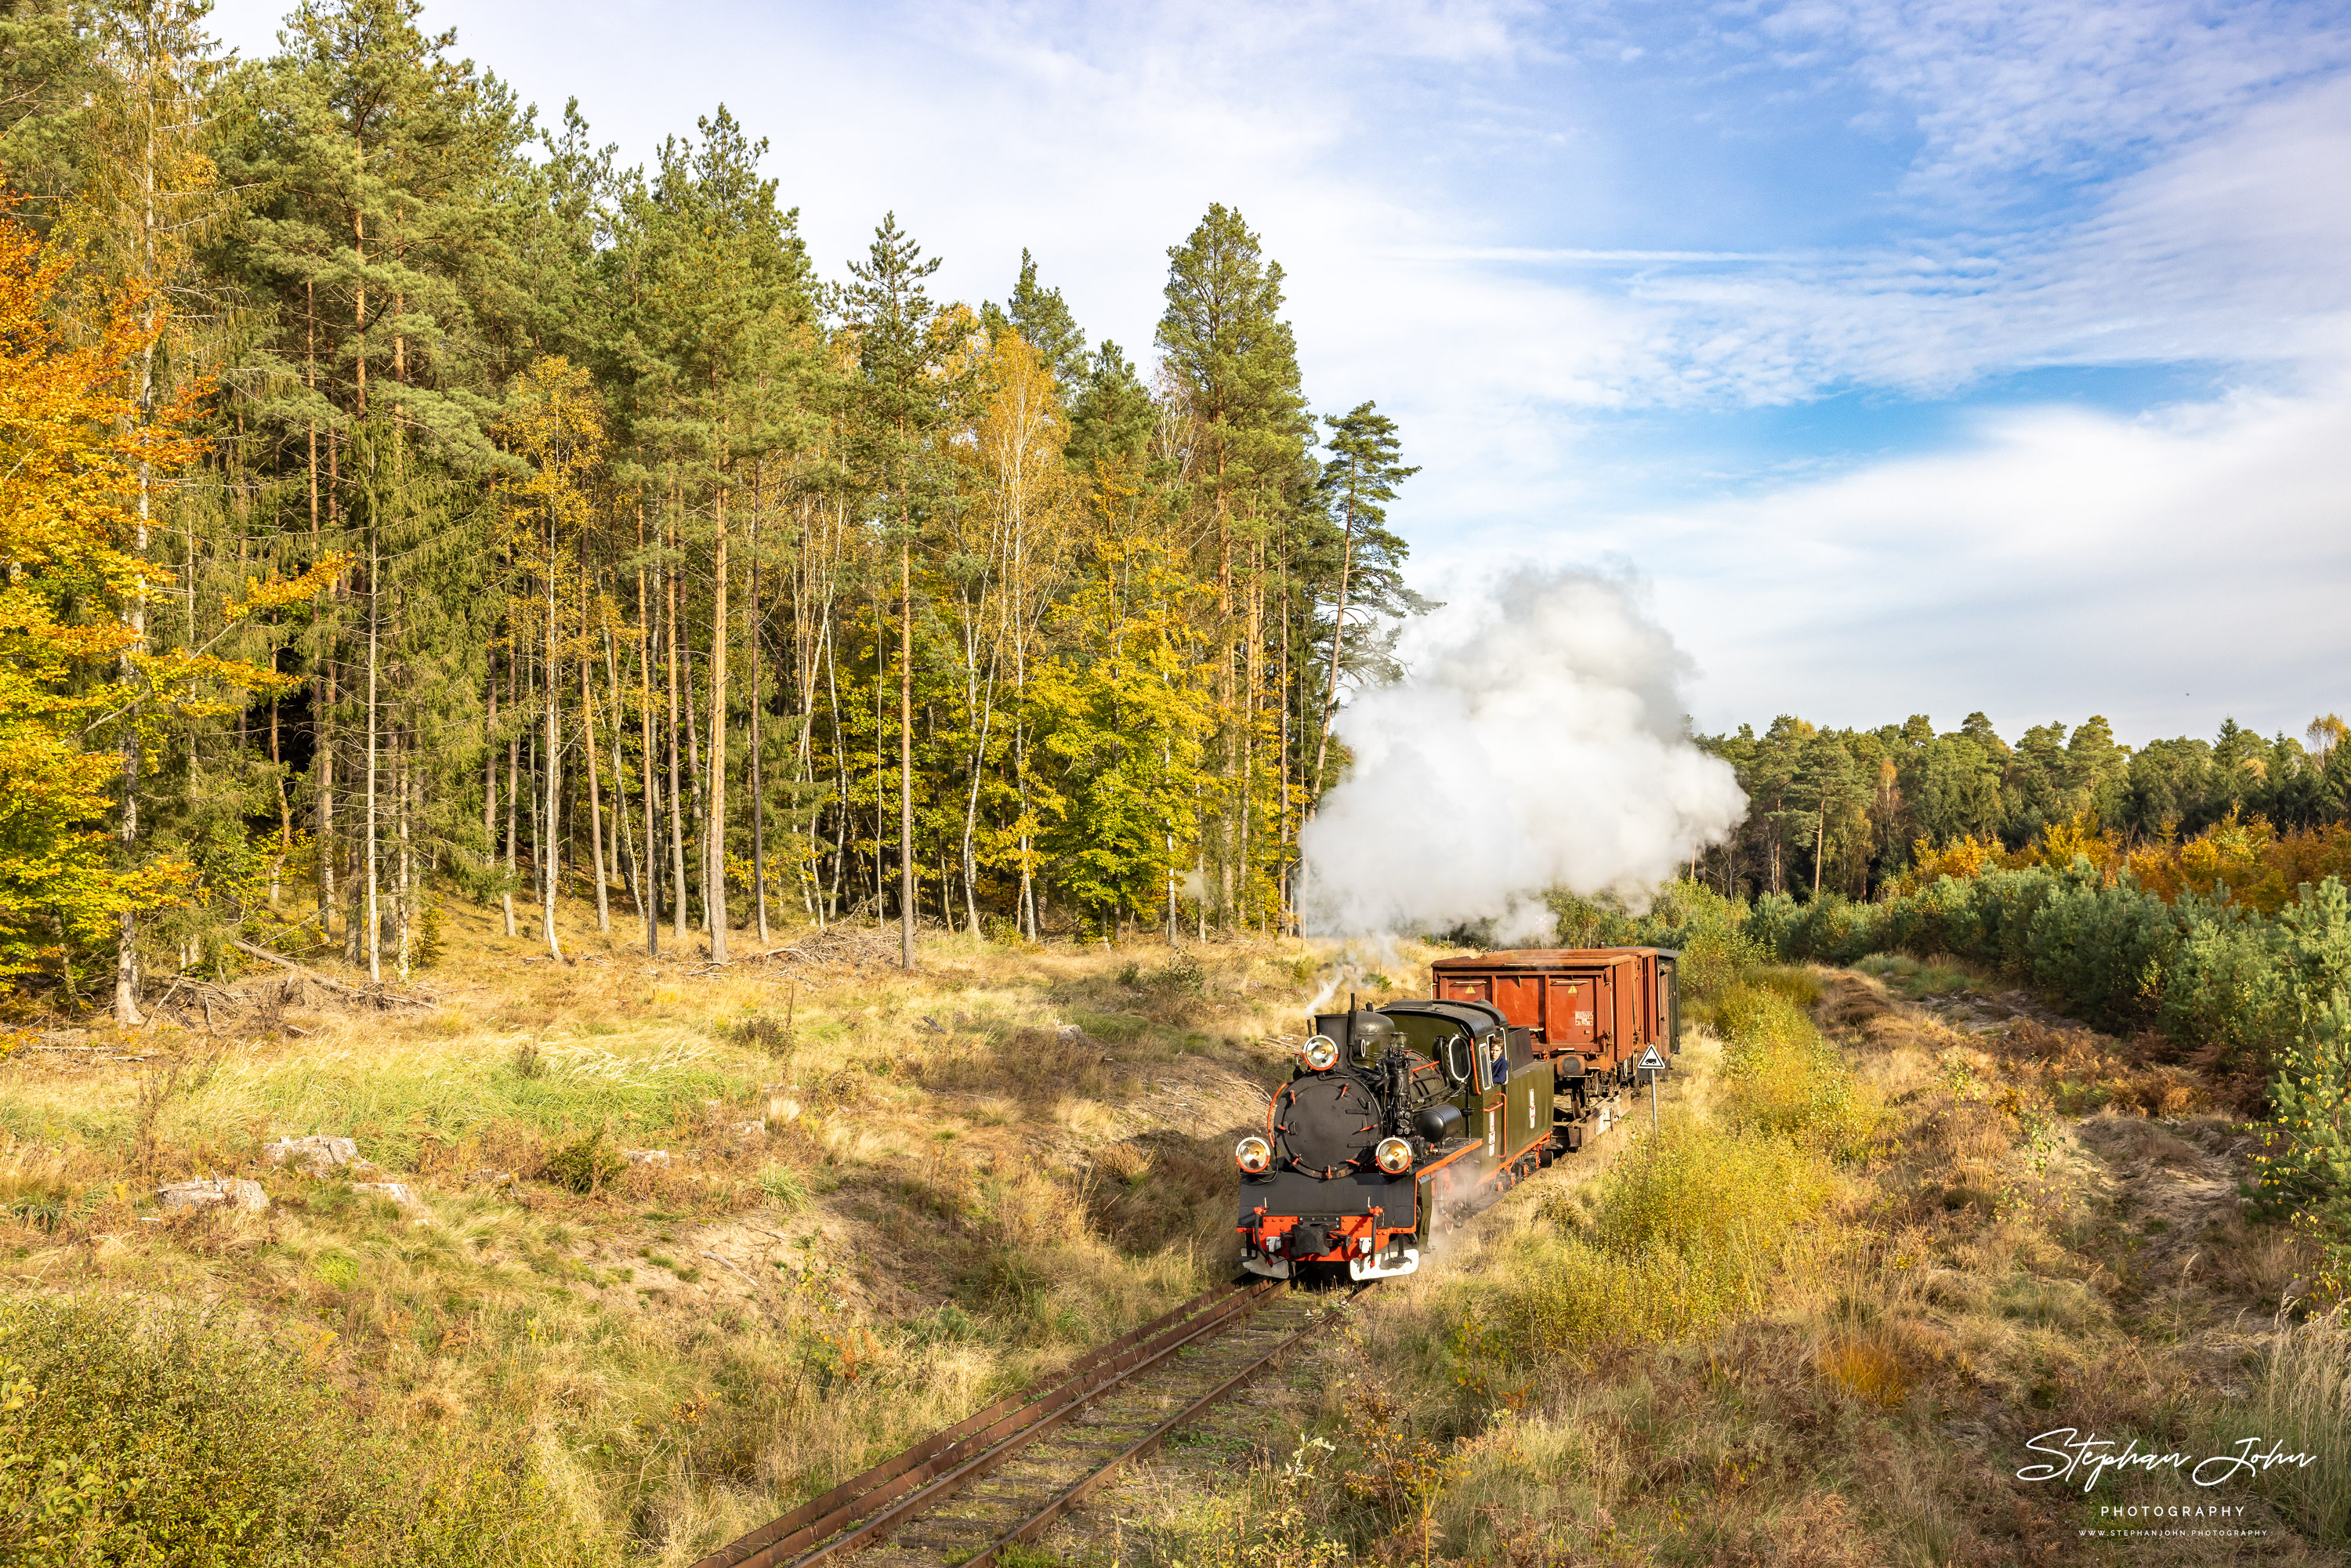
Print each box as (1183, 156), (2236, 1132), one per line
(1299, 567), (1748, 942)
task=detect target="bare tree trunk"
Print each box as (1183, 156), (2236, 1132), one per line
(899, 538), (915, 969)
(961, 654), (998, 938)
(1240, 556), (1259, 929)
(750, 550), (768, 944)
(1313, 484), (1358, 805)
(320, 679), (336, 926)
(707, 484), (730, 961)
(542, 519), (564, 962)
(822, 610), (851, 927)
(603, 620), (643, 925)
(503, 650), (520, 937)
(111, 93), (166, 1025)
(682, 585), (706, 932)
(397, 733), (413, 980)
(636, 512), (660, 955)
(581, 564), (610, 936)
(365, 514), (381, 983)
(665, 557), (688, 943)
(483, 664), (498, 878)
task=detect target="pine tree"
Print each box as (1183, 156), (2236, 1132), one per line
(990, 248), (1085, 402)
(842, 212), (948, 969)
(1309, 400), (1418, 802)
(1154, 205), (1311, 930)
(1063, 341), (1153, 482)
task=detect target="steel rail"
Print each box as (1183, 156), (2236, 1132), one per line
(690, 1277), (1281, 1568)
(958, 1283), (1371, 1568)
(692, 1280), (1241, 1568)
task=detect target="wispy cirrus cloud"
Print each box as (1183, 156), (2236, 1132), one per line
(1746, 0), (2351, 203)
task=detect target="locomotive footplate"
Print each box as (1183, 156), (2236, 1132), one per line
(1239, 1168), (1415, 1280)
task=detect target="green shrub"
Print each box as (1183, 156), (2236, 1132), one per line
(1547, 880), (1766, 1004)
(1761, 868), (2351, 1084)
(0, 1295), (602, 1566)
(2023, 875), (2181, 1030)
(1487, 1114), (1834, 1353)
(540, 1131), (625, 1195)
(1147, 951), (1207, 998)
(1714, 983), (1871, 1156)
(2252, 998), (2351, 1293)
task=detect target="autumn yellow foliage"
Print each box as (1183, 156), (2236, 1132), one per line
(0, 199), (339, 994)
(0, 201), (191, 988)
(1889, 806), (2351, 914)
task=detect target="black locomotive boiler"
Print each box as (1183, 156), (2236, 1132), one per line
(1236, 998), (1554, 1280)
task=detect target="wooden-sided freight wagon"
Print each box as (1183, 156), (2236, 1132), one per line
(1429, 947), (1679, 1150)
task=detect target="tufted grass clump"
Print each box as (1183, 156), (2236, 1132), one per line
(1714, 981), (1874, 1157)
(1819, 1329), (1911, 1410)
(757, 1164), (809, 1211)
(2215, 1303), (2351, 1545)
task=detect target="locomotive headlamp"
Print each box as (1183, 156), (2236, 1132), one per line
(1374, 1136), (1413, 1175)
(1300, 1034), (1340, 1072)
(1234, 1135), (1273, 1175)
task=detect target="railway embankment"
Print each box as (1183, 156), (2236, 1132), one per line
(3, 912), (2344, 1566)
(0, 912), (1466, 1564)
(1071, 954), (2343, 1567)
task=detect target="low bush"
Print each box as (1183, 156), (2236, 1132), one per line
(0, 1295), (602, 1566)
(1714, 983), (1871, 1156)
(1759, 866), (2351, 1081)
(540, 1130), (626, 1195)
(1487, 1114), (1835, 1355)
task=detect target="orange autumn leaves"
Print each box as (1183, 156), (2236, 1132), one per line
(1892, 806), (2351, 915)
(0, 199), (337, 990)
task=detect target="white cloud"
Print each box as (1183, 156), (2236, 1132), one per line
(197, 0), (2351, 741)
(1577, 378), (2351, 742)
(1749, 0), (2351, 204)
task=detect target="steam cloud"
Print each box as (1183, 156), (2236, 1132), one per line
(1298, 568), (1748, 942)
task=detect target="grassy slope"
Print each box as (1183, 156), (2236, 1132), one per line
(1074, 957), (2346, 1568)
(8, 909), (2346, 1566)
(0, 902), (1444, 1565)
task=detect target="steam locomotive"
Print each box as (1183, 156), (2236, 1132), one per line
(1237, 948), (1678, 1280)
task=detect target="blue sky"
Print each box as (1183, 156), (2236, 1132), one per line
(208, 0), (2351, 747)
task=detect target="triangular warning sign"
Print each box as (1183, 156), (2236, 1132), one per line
(1636, 1046), (1667, 1072)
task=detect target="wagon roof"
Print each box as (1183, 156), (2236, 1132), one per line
(1430, 946), (1678, 970)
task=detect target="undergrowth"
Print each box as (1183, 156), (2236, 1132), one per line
(0, 1295), (602, 1566)
(0, 910), (1346, 1566)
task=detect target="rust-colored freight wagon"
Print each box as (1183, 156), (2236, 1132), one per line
(1428, 947), (1679, 1148)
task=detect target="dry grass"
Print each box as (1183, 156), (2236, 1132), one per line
(0, 900), (1449, 1566)
(13, 906), (2339, 1566)
(1089, 957), (2342, 1568)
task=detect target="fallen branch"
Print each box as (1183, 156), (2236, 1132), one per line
(226, 938), (437, 1010)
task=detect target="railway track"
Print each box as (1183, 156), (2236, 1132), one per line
(691, 1277), (1362, 1568)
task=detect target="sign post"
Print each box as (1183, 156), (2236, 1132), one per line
(1636, 1046), (1668, 1132)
